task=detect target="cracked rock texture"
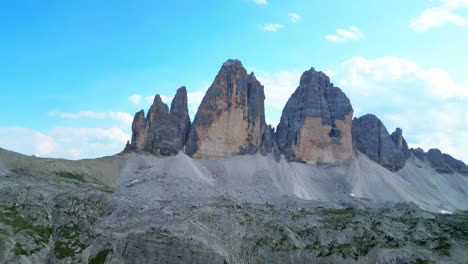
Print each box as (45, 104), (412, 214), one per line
(275, 68), (354, 164)
(352, 114), (409, 172)
(185, 59), (266, 158)
(128, 87), (190, 156)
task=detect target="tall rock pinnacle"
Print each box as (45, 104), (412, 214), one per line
(185, 59), (266, 158)
(352, 114), (408, 171)
(275, 68), (354, 164)
(128, 87), (191, 155)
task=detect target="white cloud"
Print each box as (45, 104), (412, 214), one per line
(335, 56), (468, 162)
(261, 24), (284, 32)
(323, 70), (337, 77)
(128, 94), (142, 105)
(441, 0), (468, 9)
(256, 71), (301, 110)
(325, 26), (364, 43)
(410, 7), (467, 32)
(289, 13), (301, 23)
(339, 56), (467, 99)
(252, 0), (267, 6)
(411, 0), (468, 32)
(0, 127), (56, 157)
(57, 111), (133, 126)
(0, 126), (131, 160)
(265, 118), (280, 128)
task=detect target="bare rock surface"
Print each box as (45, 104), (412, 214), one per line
(128, 87), (191, 156)
(352, 114), (409, 172)
(186, 59), (266, 158)
(276, 68), (354, 164)
(411, 148), (468, 175)
(1, 148), (468, 263)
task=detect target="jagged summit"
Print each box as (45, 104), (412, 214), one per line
(275, 67), (354, 164)
(186, 59), (266, 158)
(126, 86), (190, 156)
(125, 59), (466, 172)
(352, 114), (409, 172)
(412, 147), (468, 175)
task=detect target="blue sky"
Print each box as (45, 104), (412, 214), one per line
(1, 0), (467, 161)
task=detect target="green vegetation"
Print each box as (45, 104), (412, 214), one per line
(0, 206), (52, 256)
(53, 224), (87, 259)
(54, 171), (87, 182)
(89, 249), (113, 264)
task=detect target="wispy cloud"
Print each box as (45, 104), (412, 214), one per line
(128, 94), (142, 105)
(252, 0), (267, 6)
(335, 56), (468, 161)
(289, 13), (301, 23)
(261, 23), (284, 32)
(325, 26), (364, 43)
(411, 0), (468, 32)
(0, 126), (130, 159)
(52, 111), (133, 126)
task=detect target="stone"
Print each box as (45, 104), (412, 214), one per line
(185, 59), (266, 158)
(260, 125), (281, 162)
(275, 68), (354, 164)
(128, 87), (191, 156)
(352, 114), (407, 171)
(391, 128), (410, 159)
(410, 148), (468, 175)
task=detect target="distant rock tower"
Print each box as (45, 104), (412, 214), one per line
(128, 86), (191, 155)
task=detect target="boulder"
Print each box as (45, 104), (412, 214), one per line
(275, 68), (354, 164)
(185, 59), (266, 158)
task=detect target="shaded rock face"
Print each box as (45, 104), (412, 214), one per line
(352, 114), (408, 172)
(275, 68), (354, 164)
(260, 125), (281, 162)
(185, 59), (266, 158)
(411, 148), (468, 175)
(391, 128), (410, 159)
(129, 87), (191, 155)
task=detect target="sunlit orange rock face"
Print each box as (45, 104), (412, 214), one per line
(185, 59), (266, 158)
(276, 68), (354, 164)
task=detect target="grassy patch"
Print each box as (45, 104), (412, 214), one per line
(89, 249), (112, 264)
(53, 224), (86, 259)
(54, 171), (87, 182)
(0, 205), (52, 255)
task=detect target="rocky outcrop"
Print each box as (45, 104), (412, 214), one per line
(128, 87), (191, 156)
(352, 114), (408, 171)
(411, 148), (468, 175)
(275, 68), (354, 164)
(260, 125), (281, 161)
(185, 59), (266, 158)
(391, 128), (410, 159)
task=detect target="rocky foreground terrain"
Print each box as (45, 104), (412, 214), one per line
(1, 59), (468, 263)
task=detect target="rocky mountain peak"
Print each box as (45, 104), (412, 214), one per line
(275, 69), (354, 164)
(185, 59), (266, 158)
(412, 148), (468, 175)
(299, 67), (331, 87)
(352, 114), (409, 171)
(127, 88), (191, 156)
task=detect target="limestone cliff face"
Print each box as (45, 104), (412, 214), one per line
(352, 114), (408, 172)
(128, 87), (190, 156)
(275, 68), (354, 164)
(185, 59), (266, 158)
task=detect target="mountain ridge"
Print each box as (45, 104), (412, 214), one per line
(126, 59), (468, 174)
